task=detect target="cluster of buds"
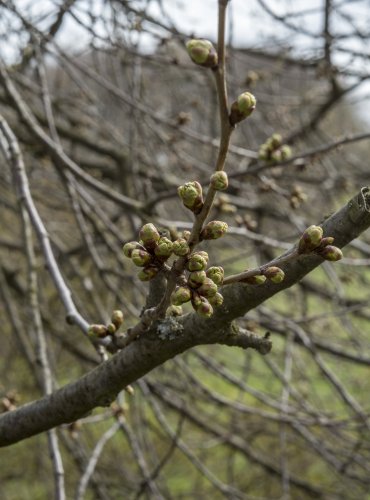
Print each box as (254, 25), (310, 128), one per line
(298, 225), (343, 261)
(171, 250), (224, 318)
(178, 181), (204, 214)
(241, 266), (285, 285)
(229, 92), (257, 126)
(258, 134), (292, 163)
(123, 223), (174, 281)
(88, 309), (124, 341)
(290, 185), (307, 209)
(186, 39), (218, 69)
(200, 220), (228, 240)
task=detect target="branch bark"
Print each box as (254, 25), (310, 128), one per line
(0, 186), (369, 447)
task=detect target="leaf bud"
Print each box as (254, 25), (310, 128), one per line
(229, 92), (256, 126)
(201, 220), (228, 240)
(197, 277), (218, 298)
(154, 237), (173, 259)
(178, 181), (204, 214)
(107, 323), (117, 335)
(171, 286), (192, 306)
(172, 238), (190, 256)
(186, 253), (208, 271)
(317, 236), (335, 249)
(280, 144), (292, 161)
(167, 305), (183, 317)
(186, 39), (218, 68)
(87, 324), (108, 339)
(131, 248), (153, 267)
(188, 270), (207, 288)
(298, 225), (323, 253)
(137, 266), (159, 281)
(123, 241), (141, 258)
(194, 296), (214, 318)
(263, 266), (285, 283)
(317, 245), (343, 262)
(208, 292), (224, 307)
(111, 310), (124, 329)
(206, 266), (224, 285)
(242, 274), (267, 285)
(210, 171), (228, 191)
(139, 223), (160, 250)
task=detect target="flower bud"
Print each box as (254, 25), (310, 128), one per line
(154, 237), (173, 259)
(280, 144), (292, 161)
(242, 274), (267, 285)
(267, 133), (282, 149)
(178, 181), (204, 214)
(317, 236), (335, 249)
(123, 241), (142, 258)
(201, 220), (228, 240)
(182, 230), (191, 241)
(137, 266), (159, 281)
(172, 238), (190, 256)
(206, 266), (224, 285)
(208, 292), (224, 307)
(191, 291), (202, 308)
(111, 310), (124, 329)
(298, 225), (323, 253)
(139, 223), (160, 250)
(167, 305), (183, 317)
(198, 277), (218, 298)
(188, 270), (207, 288)
(186, 39), (218, 68)
(186, 253), (208, 271)
(210, 171), (228, 191)
(107, 323), (117, 335)
(317, 245), (343, 262)
(263, 266), (285, 283)
(229, 92), (256, 126)
(194, 296), (214, 318)
(171, 286), (192, 305)
(87, 324), (108, 339)
(194, 251), (209, 264)
(131, 248), (153, 267)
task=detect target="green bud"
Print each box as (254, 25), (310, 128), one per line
(107, 323), (117, 335)
(172, 238), (190, 256)
(123, 241), (142, 258)
(201, 220), (228, 240)
(171, 286), (192, 306)
(131, 248), (153, 267)
(87, 324), (108, 339)
(317, 245), (343, 261)
(258, 144), (269, 161)
(242, 274), (267, 285)
(210, 171), (228, 191)
(264, 266), (285, 283)
(178, 181), (204, 213)
(191, 291), (202, 308)
(182, 230), (191, 241)
(229, 92), (256, 126)
(188, 270), (207, 288)
(267, 133), (282, 150)
(194, 251), (209, 264)
(111, 310), (124, 329)
(280, 144), (292, 160)
(186, 39), (218, 68)
(317, 236), (335, 249)
(194, 296), (214, 318)
(197, 277), (218, 298)
(298, 225), (323, 253)
(167, 305), (183, 317)
(154, 237), (173, 259)
(139, 223), (160, 250)
(137, 266), (159, 281)
(206, 266), (224, 285)
(208, 292), (224, 307)
(186, 253), (208, 271)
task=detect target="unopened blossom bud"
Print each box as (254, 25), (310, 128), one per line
(194, 297), (214, 318)
(317, 245), (343, 262)
(137, 266), (159, 281)
(258, 144), (269, 161)
(191, 291), (202, 308)
(201, 220), (228, 240)
(198, 277), (218, 298)
(167, 305), (183, 317)
(139, 223), (160, 250)
(182, 230), (191, 241)
(173, 238), (190, 256)
(280, 144), (292, 160)
(317, 236), (335, 249)
(178, 181), (204, 213)
(186, 39), (218, 68)
(194, 251), (209, 264)
(242, 274), (267, 285)
(171, 286), (192, 306)
(206, 266), (224, 285)
(188, 270), (207, 288)
(267, 133), (282, 149)
(210, 171), (228, 191)
(131, 248), (152, 267)
(186, 253), (208, 271)
(229, 92), (256, 126)
(208, 292), (224, 307)
(107, 323), (117, 335)
(87, 324), (108, 339)
(111, 310), (124, 329)
(298, 225), (323, 253)
(154, 237), (173, 259)
(123, 241), (141, 258)
(264, 266), (285, 283)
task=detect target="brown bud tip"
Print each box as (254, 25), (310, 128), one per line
(317, 245), (343, 261)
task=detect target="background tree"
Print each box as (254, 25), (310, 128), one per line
(0, 0), (369, 498)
